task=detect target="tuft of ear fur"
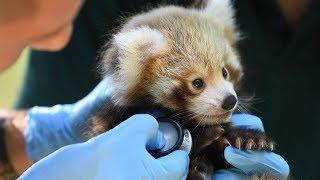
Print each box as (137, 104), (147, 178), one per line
(101, 26), (166, 75)
(101, 26), (167, 105)
(114, 26), (166, 57)
(202, 0), (235, 28)
(200, 0), (239, 44)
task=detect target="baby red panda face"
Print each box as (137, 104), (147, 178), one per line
(150, 32), (242, 125)
(107, 25), (243, 125)
(100, 0), (244, 125)
(160, 60), (240, 125)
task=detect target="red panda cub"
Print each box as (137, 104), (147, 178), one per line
(90, 0), (275, 179)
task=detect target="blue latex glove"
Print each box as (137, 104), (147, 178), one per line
(213, 114), (290, 180)
(19, 114), (189, 180)
(25, 77), (115, 161)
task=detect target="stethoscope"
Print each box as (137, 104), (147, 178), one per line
(148, 115), (192, 158)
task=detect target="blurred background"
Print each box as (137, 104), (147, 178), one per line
(0, 49), (29, 108)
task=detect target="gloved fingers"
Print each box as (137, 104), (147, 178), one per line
(26, 105), (75, 162)
(71, 77), (114, 121)
(224, 146), (290, 178)
(146, 131), (165, 150)
(230, 114), (264, 132)
(100, 114), (159, 145)
(82, 77), (114, 106)
(157, 150), (190, 179)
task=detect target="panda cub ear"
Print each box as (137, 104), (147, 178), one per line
(104, 26), (167, 104)
(200, 0), (239, 44)
(114, 26), (167, 63)
(101, 26), (166, 80)
(201, 0), (235, 29)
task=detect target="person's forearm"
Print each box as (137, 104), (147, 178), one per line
(0, 109), (33, 176)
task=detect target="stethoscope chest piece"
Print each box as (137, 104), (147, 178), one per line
(149, 118), (192, 158)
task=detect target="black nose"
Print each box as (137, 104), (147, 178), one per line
(222, 95), (237, 111)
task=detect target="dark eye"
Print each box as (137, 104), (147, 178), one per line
(192, 78), (205, 89)
(222, 67), (228, 79)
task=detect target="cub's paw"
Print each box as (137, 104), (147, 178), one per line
(251, 173), (280, 180)
(225, 128), (276, 151)
(188, 156), (213, 180)
(192, 124), (230, 152)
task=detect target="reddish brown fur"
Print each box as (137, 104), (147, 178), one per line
(89, 1), (278, 179)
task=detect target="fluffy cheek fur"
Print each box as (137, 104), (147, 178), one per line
(149, 77), (183, 109)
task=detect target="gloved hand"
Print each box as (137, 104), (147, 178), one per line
(213, 114), (290, 179)
(25, 77), (114, 161)
(19, 114), (189, 180)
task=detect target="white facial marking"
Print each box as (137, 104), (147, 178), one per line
(227, 52), (241, 70)
(192, 80), (236, 117)
(150, 77), (180, 103)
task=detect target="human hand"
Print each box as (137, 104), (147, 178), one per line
(213, 114), (290, 179)
(20, 114), (189, 180)
(25, 77), (114, 161)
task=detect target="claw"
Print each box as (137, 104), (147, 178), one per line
(211, 126), (225, 140)
(235, 137), (242, 149)
(269, 142), (275, 151)
(245, 139), (255, 150)
(258, 139), (267, 150)
(214, 137), (230, 151)
(216, 126), (225, 134)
